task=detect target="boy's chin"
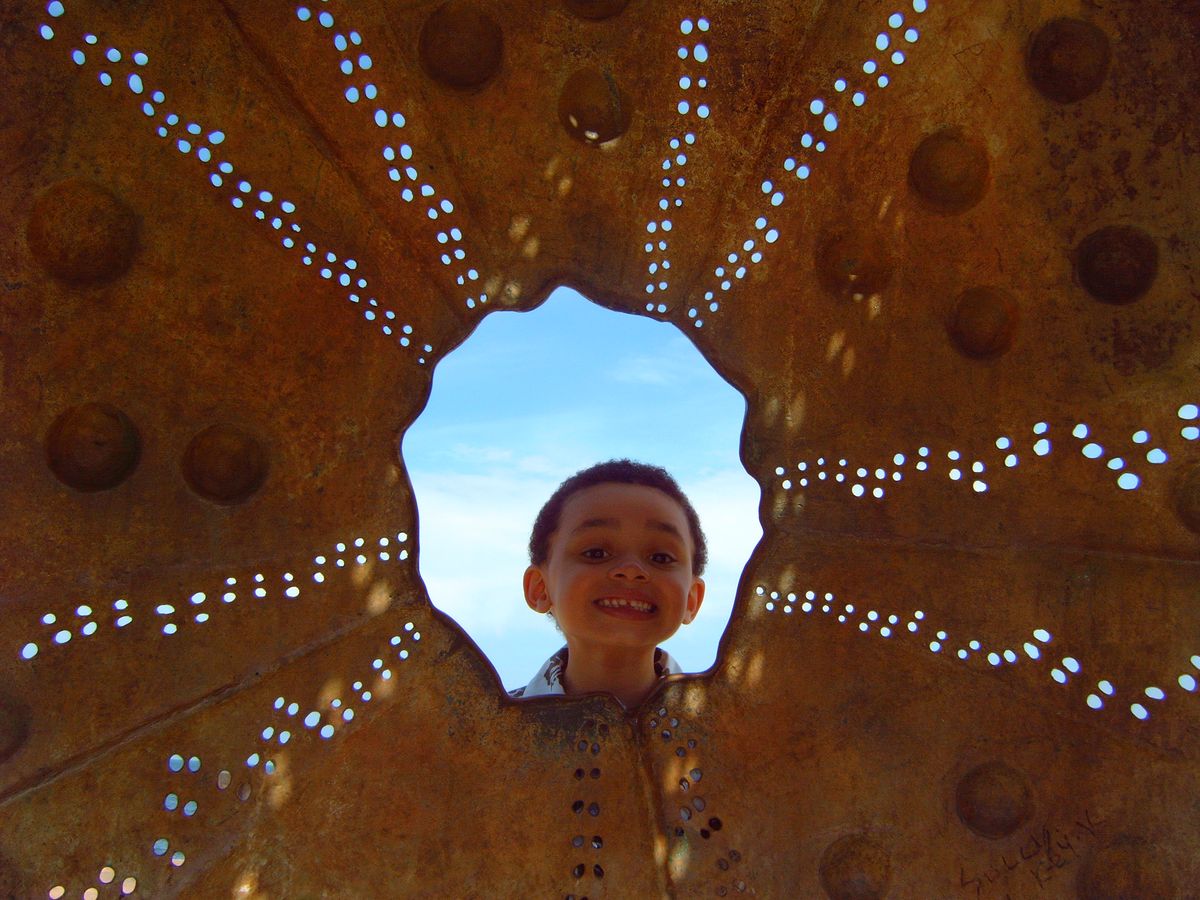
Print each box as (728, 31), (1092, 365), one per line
(567, 622), (683, 651)
(568, 626), (668, 646)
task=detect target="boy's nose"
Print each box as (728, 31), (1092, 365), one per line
(609, 558), (648, 581)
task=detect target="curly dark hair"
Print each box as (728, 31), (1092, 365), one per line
(528, 459), (707, 575)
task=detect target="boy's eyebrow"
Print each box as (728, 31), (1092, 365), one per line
(646, 520), (684, 539)
(571, 517), (618, 533)
(570, 518), (684, 540)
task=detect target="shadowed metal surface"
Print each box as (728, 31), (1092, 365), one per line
(1, 0), (1198, 896)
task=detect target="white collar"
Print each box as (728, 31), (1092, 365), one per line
(514, 645), (681, 698)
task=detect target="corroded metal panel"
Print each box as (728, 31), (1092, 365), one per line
(1, 0), (1197, 897)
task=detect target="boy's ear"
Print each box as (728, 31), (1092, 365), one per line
(682, 576), (705, 625)
(523, 565), (552, 614)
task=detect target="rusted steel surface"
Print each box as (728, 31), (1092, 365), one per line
(1, 0), (1197, 896)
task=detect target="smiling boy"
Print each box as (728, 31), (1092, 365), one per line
(510, 460), (706, 709)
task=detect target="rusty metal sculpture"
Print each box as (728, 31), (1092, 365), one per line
(1, 0), (1198, 896)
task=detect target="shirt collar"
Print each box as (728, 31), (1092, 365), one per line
(517, 645), (681, 698)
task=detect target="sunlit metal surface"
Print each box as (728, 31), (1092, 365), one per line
(1, 0), (1198, 896)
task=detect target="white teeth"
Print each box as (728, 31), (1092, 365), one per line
(597, 598), (654, 612)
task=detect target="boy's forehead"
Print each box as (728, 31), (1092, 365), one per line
(558, 482), (690, 532)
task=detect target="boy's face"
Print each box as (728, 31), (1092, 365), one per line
(523, 482), (705, 653)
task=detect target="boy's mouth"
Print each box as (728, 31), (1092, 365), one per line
(595, 597), (657, 615)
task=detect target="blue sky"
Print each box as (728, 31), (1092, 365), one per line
(402, 287), (761, 690)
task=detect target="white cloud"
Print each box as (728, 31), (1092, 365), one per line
(605, 337), (699, 386)
(686, 467), (763, 576)
(607, 356), (679, 386)
(449, 444), (513, 465)
(409, 470), (548, 618)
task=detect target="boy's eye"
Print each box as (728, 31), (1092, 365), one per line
(650, 552), (677, 565)
(581, 548), (609, 560)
